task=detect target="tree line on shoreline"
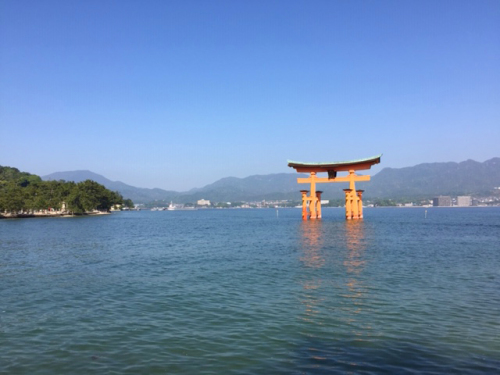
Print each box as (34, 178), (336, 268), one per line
(0, 166), (134, 215)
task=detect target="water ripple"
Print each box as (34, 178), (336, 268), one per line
(1, 208), (499, 374)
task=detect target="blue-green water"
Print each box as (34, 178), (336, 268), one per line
(1, 208), (499, 374)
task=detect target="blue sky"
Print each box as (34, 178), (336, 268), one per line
(1, 0), (499, 191)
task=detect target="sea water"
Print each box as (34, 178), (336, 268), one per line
(1, 208), (499, 374)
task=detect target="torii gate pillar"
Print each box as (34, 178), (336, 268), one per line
(300, 190), (309, 220)
(316, 191), (323, 219)
(343, 188), (364, 220)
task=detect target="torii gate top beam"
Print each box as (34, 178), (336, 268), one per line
(287, 154), (382, 174)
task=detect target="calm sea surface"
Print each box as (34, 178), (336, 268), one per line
(1, 208), (499, 374)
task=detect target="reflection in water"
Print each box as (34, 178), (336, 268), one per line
(297, 219), (372, 369)
(299, 221), (325, 322)
(343, 220), (367, 304)
(342, 220), (370, 343)
(299, 220), (325, 269)
(298, 220), (370, 327)
(344, 220), (366, 275)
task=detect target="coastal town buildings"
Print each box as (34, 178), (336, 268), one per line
(456, 196), (472, 207)
(433, 196), (452, 206)
(197, 199), (211, 206)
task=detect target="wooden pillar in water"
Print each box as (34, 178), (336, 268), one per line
(357, 190), (364, 219)
(300, 190), (309, 221)
(344, 188), (352, 220)
(309, 172), (318, 220)
(316, 191), (323, 219)
(349, 170), (355, 220)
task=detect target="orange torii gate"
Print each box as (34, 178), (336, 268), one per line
(288, 155), (382, 220)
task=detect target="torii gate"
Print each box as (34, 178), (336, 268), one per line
(288, 155), (381, 220)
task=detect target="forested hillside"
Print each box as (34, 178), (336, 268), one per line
(43, 170), (180, 203)
(0, 166), (131, 216)
(40, 157), (500, 204)
(367, 158), (500, 198)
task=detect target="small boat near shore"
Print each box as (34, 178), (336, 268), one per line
(149, 204), (197, 211)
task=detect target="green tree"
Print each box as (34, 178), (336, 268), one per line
(1, 166), (131, 216)
(1, 182), (25, 213)
(123, 198), (134, 208)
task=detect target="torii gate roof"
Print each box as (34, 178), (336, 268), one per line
(288, 154), (382, 173)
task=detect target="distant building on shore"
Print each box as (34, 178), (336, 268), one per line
(433, 196), (451, 206)
(456, 196), (472, 207)
(197, 199), (211, 206)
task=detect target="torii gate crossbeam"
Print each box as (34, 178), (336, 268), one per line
(288, 155), (382, 220)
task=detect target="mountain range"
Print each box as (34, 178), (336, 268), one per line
(43, 157), (500, 203)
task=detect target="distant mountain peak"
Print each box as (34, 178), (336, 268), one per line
(43, 170), (112, 184)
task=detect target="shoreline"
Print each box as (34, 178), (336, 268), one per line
(0, 211), (111, 219)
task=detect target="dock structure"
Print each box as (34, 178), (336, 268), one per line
(288, 155), (382, 220)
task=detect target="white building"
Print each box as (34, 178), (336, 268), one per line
(456, 196), (472, 207)
(197, 199), (211, 206)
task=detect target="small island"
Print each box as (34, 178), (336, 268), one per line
(0, 166), (134, 218)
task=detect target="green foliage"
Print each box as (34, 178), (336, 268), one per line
(0, 182), (24, 213)
(123, 199), (134, 208)
(372, 199), (397, 207)
(324, 199), (345, 207)
(0, 166), (129, 215)
(0, 166), (41, 183)
(213, 202), (230, 208)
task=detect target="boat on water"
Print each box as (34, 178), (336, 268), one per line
(151, 203), (196, 211)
